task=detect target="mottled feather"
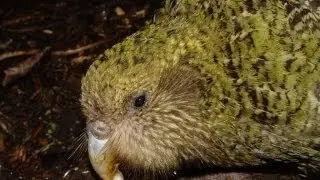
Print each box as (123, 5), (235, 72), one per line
(81, 0), (320, 179)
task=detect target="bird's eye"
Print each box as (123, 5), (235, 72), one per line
(134, 94), (146, 108)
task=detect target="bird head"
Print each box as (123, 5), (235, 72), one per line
(81, 50), (207, 179)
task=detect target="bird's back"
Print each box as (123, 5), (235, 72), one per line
(82, 0), (320, 178)
(162, 0), (320, 174)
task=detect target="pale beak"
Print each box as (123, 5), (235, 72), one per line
(87, 130), (124, 180)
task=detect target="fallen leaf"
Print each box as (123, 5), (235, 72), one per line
(32, 124), (44, 139)
(115, 6), (125, 16)
(38, 138), (49, 146)
(134, 9), (146, 18)
(2, 47), (50, 86)
(0, 111), (13, 134)
(10, 145), (27, 166)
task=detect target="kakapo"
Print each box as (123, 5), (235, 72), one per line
(81, 0), (320, 179)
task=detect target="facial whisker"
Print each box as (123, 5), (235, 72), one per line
(68, 130), (88, 160)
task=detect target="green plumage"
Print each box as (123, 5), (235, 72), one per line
(82, 0), (320, 178)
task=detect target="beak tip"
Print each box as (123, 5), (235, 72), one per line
(113, 170), (124, 180)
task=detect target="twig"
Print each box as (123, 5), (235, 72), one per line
(52, 38), (109, 56)
(3, 26), (44, 33)
(1, 14), (40, 26)
(2, 47), (50, 87)
(0, 39), (13, 49)
(0, 49), (39, 62)
(71, 55), (94, 64)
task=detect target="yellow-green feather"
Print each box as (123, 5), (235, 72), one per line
(82, 0), (320, 174)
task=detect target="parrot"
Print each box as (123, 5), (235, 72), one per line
(81, 0), (320, 179)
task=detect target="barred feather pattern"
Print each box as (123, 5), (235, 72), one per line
(81, 0), (320, 178)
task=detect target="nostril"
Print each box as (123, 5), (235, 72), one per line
(87, 120), (110, 140)
(97, 126), (104, 132)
